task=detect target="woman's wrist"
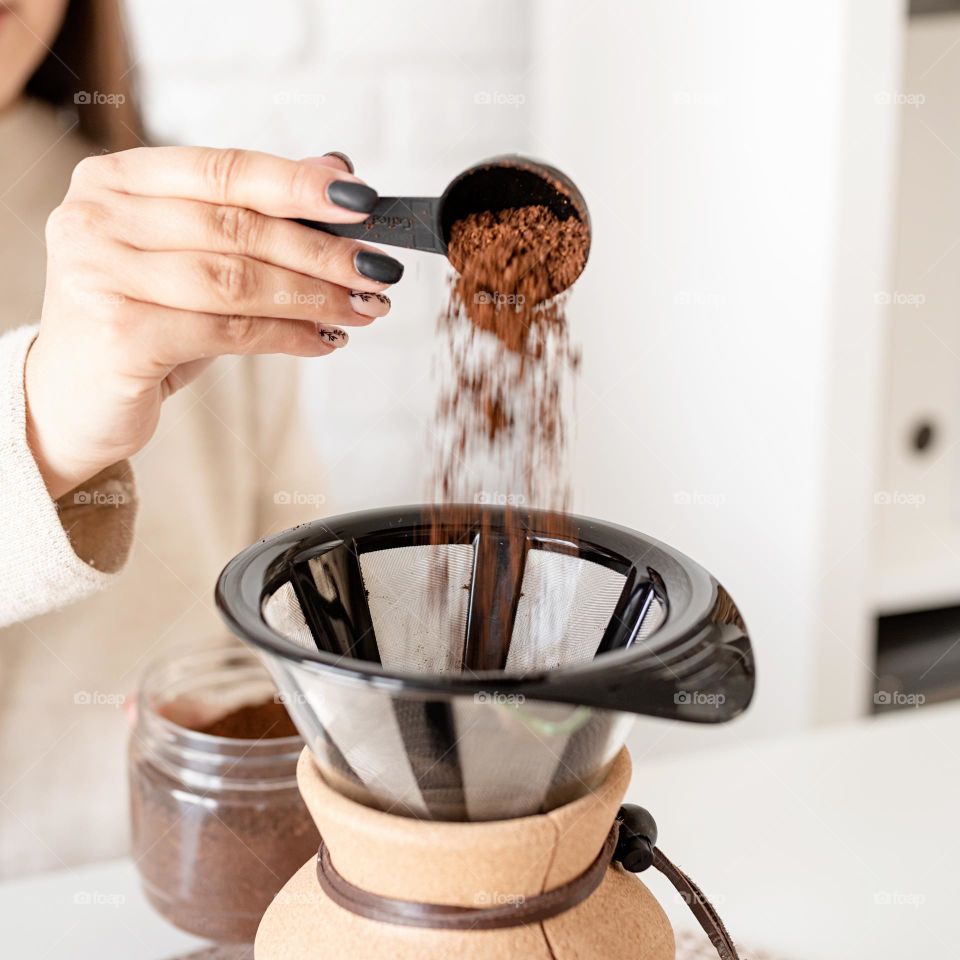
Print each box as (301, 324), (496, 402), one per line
(24, 339), (102, 501)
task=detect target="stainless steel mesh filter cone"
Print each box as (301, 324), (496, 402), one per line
(216, 505), (754, 821)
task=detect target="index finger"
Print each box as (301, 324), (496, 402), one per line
(72, 146), (378, 223)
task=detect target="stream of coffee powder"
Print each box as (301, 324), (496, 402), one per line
(430, 204), (588, 670)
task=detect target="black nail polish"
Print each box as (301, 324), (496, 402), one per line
(327, 180), (377, 213)
(323, 151), (355, 174)
(355, 250), (404, 284)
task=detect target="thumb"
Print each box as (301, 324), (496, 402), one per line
(300, 151), (355, 175)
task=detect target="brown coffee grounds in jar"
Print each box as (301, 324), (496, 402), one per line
(130, 699), (316, 944)
(196, 698), (299, 739)
(430, 205), (587, 666)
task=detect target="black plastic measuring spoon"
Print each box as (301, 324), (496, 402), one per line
(298, 154), (591, 294)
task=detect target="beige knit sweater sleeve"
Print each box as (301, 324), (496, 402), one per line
(0, 325), (138, 628)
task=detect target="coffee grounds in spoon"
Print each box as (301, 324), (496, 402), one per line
(446, 204), (588, 349)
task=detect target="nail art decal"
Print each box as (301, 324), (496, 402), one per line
(350, 290), (392, 318)
(350, 291), (391, 306)
(317, 325), (348, 345)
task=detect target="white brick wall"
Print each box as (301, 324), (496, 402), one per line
(126, 0), (311, 68)
(123, 0), (534, 511)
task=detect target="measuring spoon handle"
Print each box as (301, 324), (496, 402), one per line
(297, 197), (446, 255)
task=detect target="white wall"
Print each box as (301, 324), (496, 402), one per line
(531, 0), (903, 754)
(125, 0), (906, 752)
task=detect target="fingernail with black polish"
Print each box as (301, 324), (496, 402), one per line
(355, 250), (404, 284)
(323, 151), (354, 174)
(327, 179), (377, 213)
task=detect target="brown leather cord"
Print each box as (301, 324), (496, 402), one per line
(315, 824), (740, 959)
(315, 824), (618, 930)
(651, 847), (740, 960)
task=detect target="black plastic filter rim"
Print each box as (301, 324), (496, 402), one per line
(214, 504), (755, 723)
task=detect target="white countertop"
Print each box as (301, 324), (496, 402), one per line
(0, 858), (209, 959)
(3, 702), (957, 960)
(627, 701), (960, 960)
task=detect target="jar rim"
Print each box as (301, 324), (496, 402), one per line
(135, 644), (304, 779)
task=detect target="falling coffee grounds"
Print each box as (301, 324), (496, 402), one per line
(430, 204), (588, 668)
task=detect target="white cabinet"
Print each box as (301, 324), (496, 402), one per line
(874, 13), (960, 615)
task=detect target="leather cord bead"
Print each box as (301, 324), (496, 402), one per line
(614, 804), (658, 873)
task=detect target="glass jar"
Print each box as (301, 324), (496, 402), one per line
(129, 646), (318, 944)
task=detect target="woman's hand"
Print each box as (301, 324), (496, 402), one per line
(24, 147), (400, 500)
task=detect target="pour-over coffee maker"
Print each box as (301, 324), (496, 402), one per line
(215, 504), (755, 959)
